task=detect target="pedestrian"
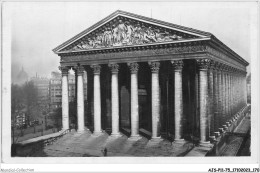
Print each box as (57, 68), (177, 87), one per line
(102, 147), (107, 157)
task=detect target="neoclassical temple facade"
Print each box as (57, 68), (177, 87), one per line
(53, 10), (248, 144)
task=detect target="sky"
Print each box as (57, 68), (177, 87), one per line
(9, 1), (255, 80)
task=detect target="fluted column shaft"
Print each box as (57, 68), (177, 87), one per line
(76, 66), (85, 132)
(228, 71), (231, 118)
(244, 73), (247, 106)
(213, 64), (219, 132)
(217, 67), (222, 129)
(220, 67), (225, 125)
(149, 61), (161, 139)
(230, 72), (233, 116)
(197, 59), (210, 143)
(109, 63), (120, 136)
(128, 62), (140, 138)
(225, 70), (229, 121)
(91, 65), (102, 134)
(60, 66), (69, 130)
(172, 60), (184, 141)
(208, 62), (214, 137)
(235, 73), (239, 113)
(224, 70), (229, 122)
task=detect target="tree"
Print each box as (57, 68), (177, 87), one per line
(53, 107), (62, 130)
(23, 81), (38, 108)
(11, 84), (24, 116)
(23, 81), (38, 120)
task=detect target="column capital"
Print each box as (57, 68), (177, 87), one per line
(128, 62), (139, 74)
(223, 64), (230, 73)
(208, 60), (216, 71)
(73, 65), (85, 75)
(214, 62), (221, 73)
(148, 61), (160, 73)
(108, 63), (120, 73)
(196, 58), (211, 70)
(171, 60), (184, 71)
(91, 64), (101, 74)
(59, 66), (70, 75)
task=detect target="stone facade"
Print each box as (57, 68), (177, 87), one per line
(53, 10), (249, 145)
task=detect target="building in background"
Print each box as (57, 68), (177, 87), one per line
(49, 71), (87, 110)
(246, 73), (251, 104)
(31, 75), (50, 109)
(14, 111), (27, 128)
(15, 67), (29, 85)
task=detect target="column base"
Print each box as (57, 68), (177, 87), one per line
(199, 141), (212, 147)
(110, 133), (122, 138)
(209, 136), (216, 143)
(150, 137), (163, 142)
(77, 129), (85, 134)
(93, 131), (103, 136)
(214, 132), (220, 138)
(128, 135), (142, 141)
(218, 128), (224, 133)
(173, 139), (187, 144)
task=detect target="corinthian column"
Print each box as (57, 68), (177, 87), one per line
(228, 69), (231, 119)
(196, 59), (211, 144)
(75, 65), (85, 132)
(231, 68), (235, 116)
(213, 62), (220, 133)
(149, 61), (161, 139)
(171, 60), (185, 142)
(109, 63), (121, 137)
(128, 62), (141, 139)
(60, 66), (70, 130)
(220, 65), (226, 125)
(217, 64), (223, 130)
(208, 61), (215, 139)
(91, 64), (102, 135)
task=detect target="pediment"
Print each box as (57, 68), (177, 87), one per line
(54, 10), (212, 53)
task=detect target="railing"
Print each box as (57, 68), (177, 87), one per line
(14, 129), (70, 156)
(207, 105), (251, 156)
(43, 129), (70, 146)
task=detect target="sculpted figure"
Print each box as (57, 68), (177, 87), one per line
(145, 26), (157, 42)
(155, 29), (165, 42)
(117, 20), (127, 44)
(103, 27), (113, 47)
(87, 37), (95, 47)
(125, 21), (134, 44)
(133, 23), (143, 44)
(112, 24), (118, 45)
(93, 34), (102, 48)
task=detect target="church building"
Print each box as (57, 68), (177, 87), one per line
(53, 10), (249, 144)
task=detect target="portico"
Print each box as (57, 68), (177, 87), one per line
(53, 10), (248, 145)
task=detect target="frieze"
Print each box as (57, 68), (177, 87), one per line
(61, 44), (207, 63)
(205, 46), (245, 71)
(61, 16), (198, 52)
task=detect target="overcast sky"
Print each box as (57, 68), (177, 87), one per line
(9, 1), (255, 79)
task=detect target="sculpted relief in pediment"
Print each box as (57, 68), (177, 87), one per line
(62, 16), (199, 52)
